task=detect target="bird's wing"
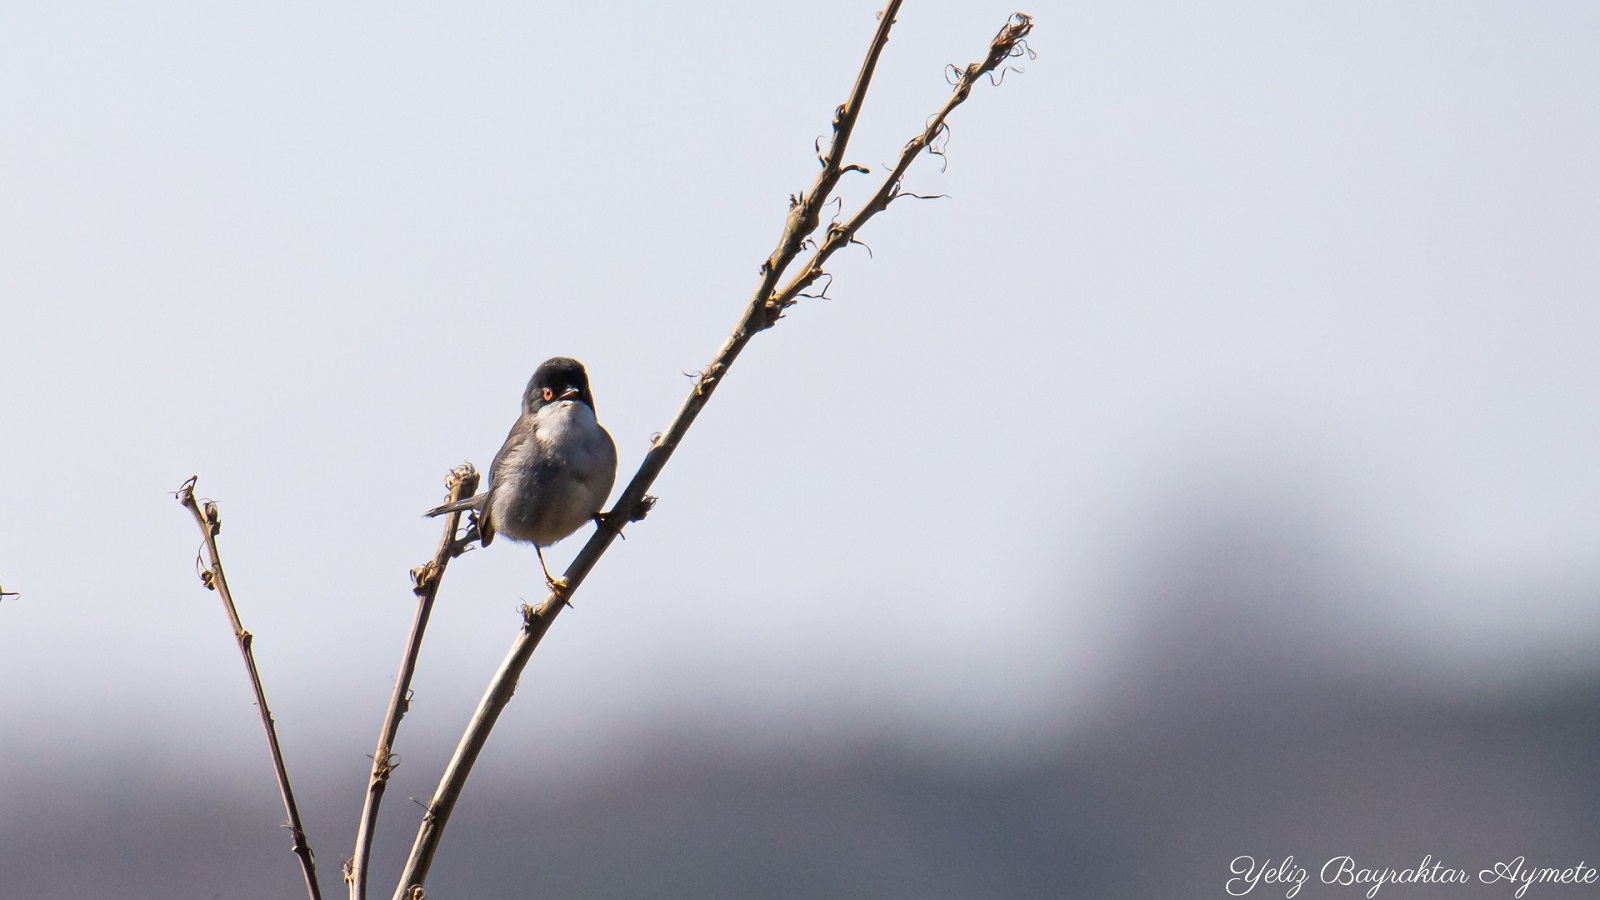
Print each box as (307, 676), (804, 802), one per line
(480, 414), (536, 547)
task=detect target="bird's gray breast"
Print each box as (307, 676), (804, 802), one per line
(488, 401), (617, 547)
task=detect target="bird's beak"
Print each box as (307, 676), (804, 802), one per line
(557, 387), (581, 402)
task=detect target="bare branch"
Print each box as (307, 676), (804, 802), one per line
(757, 0), (906, 286)
(346, 464), (480, 900)
(175, 475), (323, 900)
(391, 8), (1033, 898)
(770, 12), (1035, 312)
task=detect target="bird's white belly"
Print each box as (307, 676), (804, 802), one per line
(491, 401), (617, 547)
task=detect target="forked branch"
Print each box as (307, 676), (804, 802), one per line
(176, 476), (323, 900)
(769, 12), (1034, 313)
(391, 7), (1033, 898)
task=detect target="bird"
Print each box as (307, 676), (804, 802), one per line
(426, 357), (618, 593)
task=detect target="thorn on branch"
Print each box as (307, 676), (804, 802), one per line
(0, 585), (19, 601)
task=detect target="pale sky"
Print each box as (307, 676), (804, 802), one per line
(4, 0), (1599, 816)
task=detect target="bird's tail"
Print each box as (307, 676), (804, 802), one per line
(424, 495), (484, 518)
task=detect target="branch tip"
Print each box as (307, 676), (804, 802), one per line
(177, 477), (322, 900)
(444, 462), (480, 497)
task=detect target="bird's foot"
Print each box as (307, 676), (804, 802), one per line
(536, 545), (572, 607)
(446, 521), (484, 557)
(544, 575), (573, 608)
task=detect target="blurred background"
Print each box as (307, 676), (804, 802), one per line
(3, 1), (1600, 897)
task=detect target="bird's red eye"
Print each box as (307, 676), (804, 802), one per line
(541, 387), (554, 401)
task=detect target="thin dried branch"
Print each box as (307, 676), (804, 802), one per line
(392, 7), (1032, 898)
(770, 12), (1035, 313)
(761, 0), (905, 288)
(175, 475), (323, 900)
(345, 464), (480, 900)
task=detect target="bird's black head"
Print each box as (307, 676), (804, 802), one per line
(523, 357), (596, 414)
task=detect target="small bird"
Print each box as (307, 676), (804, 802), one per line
(427, 357), (618, 592)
